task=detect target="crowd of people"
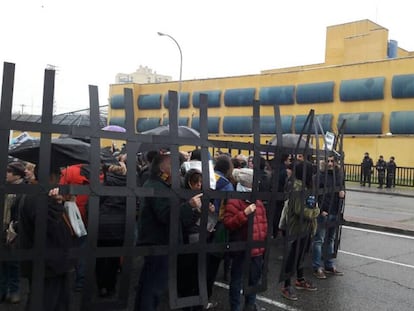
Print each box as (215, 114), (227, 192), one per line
(1, 146), (347, 311)
(361, 152), (397, 188)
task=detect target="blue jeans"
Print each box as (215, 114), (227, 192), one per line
(312, 214), (338, 270)
(0, 260), (20, 296)
(134, 255), (168, 311)
(229, 253), (263, 311)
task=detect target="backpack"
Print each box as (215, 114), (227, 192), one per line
(45, 202), (76, 276)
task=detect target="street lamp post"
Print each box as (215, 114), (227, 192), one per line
(157, 32), (182, 119)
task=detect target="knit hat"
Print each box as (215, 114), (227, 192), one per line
(233, 168), (253, 188)
(7, 161), (26, 178)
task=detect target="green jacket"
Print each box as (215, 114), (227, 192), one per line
(137, 176), (194, 245)
(286, 179), (320, 237)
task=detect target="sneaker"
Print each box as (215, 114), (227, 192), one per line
(313, 267), (327, 279)
(281, 286), (298, 301)
(204, 301), (218, 309)
(324, 267), (344, 276)
(295, 279), (317, 291)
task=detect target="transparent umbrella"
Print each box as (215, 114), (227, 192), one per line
(268, 133), (315, 150)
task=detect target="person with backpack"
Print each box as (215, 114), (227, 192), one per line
(18, 166), (75, 311)
(280, 161), (320, 301)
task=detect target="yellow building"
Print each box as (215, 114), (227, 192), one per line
(108, 20), (414, 167)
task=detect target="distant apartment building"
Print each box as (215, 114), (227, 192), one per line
(115, 65), (172, 84)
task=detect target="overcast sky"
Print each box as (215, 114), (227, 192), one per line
(1, 0), (413, 115)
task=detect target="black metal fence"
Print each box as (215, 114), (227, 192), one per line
(344, 164), (414, 187)
(1, 62), (347, 311)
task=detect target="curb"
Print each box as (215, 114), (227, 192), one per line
(346, 187), (414, 198)
(343, 219), (414, 237)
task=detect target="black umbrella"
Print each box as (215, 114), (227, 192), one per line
(137, 125), (201, 152)
(268, 134), (315, 150)
(9, 138), (91, 170)
(9, 138), (120, 170)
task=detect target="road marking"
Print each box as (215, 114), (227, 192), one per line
(212, 225), (413, 311)
(214, 281), (301, 311)
(339, 250), (414, 269)
(341, 226), (414, 268)
(342, 225), (414, 240)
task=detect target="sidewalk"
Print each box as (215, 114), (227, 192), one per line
(344, 181), (414, 235)
(345, 181), (414, 197)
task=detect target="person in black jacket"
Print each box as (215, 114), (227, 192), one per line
(272, 154), (292, 238)
(134, 150), (200, 311)
(177, 169), (215, 311)
(312, 154), (345, 279)
(96, 160), (127, 298)
(386, 156), (397, 188)
(360, 152), (373, 187)
(18, 167), (74, 311)
(1, 161), (27, 304)
(376, 155), (386, 189)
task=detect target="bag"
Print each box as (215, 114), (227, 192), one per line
(278, 200), (289, 230)
(4, 194), (26, 248)
(6, 221), (18, 246)
(64, 201), (87, 237)
(212, 221), (228, 244)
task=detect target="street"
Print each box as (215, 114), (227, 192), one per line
(209, 225), (414, 311)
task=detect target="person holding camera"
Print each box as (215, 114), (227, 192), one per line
(280, 161), (320, 301)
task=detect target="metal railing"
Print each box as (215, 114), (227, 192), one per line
(344, 164), (414, 187)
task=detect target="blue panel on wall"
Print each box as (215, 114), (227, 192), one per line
(110, 94), (125, 109)
(294, 114), (332, 134)
(193, 90), (221, 108)
(296, 81), (334, 104)
(390, 111), (414, 134)
(164, 92), (190, 108)
(260, 116), (293, 134)
(109, 117), (125, 127)
(391, 74), (414, 98)
(223, 116), (252, 134)
(136, 118), (161, 132)
(162, 117), (189, 126)
(259, 85), (295, 105)
(137, 94), (161, 109)
(191, 117), (220, 134)
(224, 88), (255, 107)
(337, 112), (383, 134)
(340, 77), (385, 101)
